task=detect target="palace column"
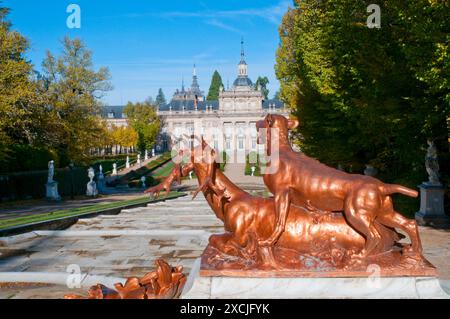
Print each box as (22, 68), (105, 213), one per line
(246, 120), (252, 153)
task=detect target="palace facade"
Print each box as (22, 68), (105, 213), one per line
(156, 41), (288, 157)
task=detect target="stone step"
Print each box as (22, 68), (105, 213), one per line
(119, 209), (213, 216)
(90, 213), (217, 220)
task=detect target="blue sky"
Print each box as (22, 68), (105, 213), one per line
(5, 0), (292, 105)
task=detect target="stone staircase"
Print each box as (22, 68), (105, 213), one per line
(0, 194), (221, 298)
(223, 162), (265, 190)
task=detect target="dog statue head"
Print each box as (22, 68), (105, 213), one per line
(256, 114), (299, 147)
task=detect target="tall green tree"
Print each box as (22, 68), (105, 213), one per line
(273, 90), (281, 100)
(124, 101), (160, 154)
(276, 0), (449, 197)
(255, 76), (269, 99)
(207, 70), (224, 101)
(42, 37), (112, 165)
(156, 88), (166, 106)
(0, 3), (57, 168)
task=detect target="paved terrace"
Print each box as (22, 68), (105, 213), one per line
(0, 195), (221, 298)
(0, 190), (449, 298)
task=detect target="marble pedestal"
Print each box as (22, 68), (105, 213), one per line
(97, 177), (105, 193)
(86, 181), (98, 197)
(181, 259), (449, 299)
(46, 181), (61, 201)
(416, 183), (448, 226)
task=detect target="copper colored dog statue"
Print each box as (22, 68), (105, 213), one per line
(153, 139), (435, 276)
(256, 114), (423, 261)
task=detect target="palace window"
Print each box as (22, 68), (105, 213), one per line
(238, 137), (245, 150)
(225, 137), (231, 150)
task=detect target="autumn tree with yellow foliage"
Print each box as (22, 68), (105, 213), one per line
(109, 125), (138, 154)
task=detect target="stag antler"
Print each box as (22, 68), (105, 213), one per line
(187, 138), (230, 203)
(144, 149), (187, 198)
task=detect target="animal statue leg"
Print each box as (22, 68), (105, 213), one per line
(145, 186), (160, 199)
(257, 246), (281, 270)
(259, 189), (290, 246)
(209, 233), (233, 252)
(175, 164), (182, 185)
(344, 195), (381, 258)
(218, 236), (253, 260)
(165, 186), (171, 198)
(357, 214), (381, 257)
(213, 221), (258, 260)
(377, 207), (423, 256)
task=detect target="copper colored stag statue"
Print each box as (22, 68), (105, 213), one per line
(152, 138), (435, 277)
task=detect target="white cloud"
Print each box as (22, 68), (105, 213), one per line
(101, 0), (292, 32)
(161, 0), (291, 25)
(205, 19), (241, 34)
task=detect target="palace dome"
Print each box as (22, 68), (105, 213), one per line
(233, 76), (253, 87)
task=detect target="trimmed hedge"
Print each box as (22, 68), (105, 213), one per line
(219, 151), (229, 172)
(90, 154), (138, 175)
(245, 151), (262, 176)
(0, 144), (59, 174)
(0, 152), (144, 201)
(0, 167), (89, 201)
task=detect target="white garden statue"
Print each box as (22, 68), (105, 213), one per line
(97, 165), (105, 192)
(145, 150), (149, 161)
(112, 163), (118, 176)
(48, 160), (55, 183)
(46, 160), (61, 201)
(141, 176), (147, 188)
(126, 156), (130, 169)
(416, 140), (447, 225)
(98, 165), (104, 179)
(137, 154), (141, 167)
(425, 140), (440, 185)
(86, 167), (98, 197)
(364, 164), (378, 177)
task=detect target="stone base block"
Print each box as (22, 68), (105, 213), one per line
(181, 259), (449, 299)
(86, 181), (98, 197)
(416, 183), (448, 226)
(46, 182), (61, 201)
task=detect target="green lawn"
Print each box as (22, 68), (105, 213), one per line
(152, 161), (175, 179)
(0, 192), (185, 230)
(145, 152), (172, 171)
(119, 152), (173, 187)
